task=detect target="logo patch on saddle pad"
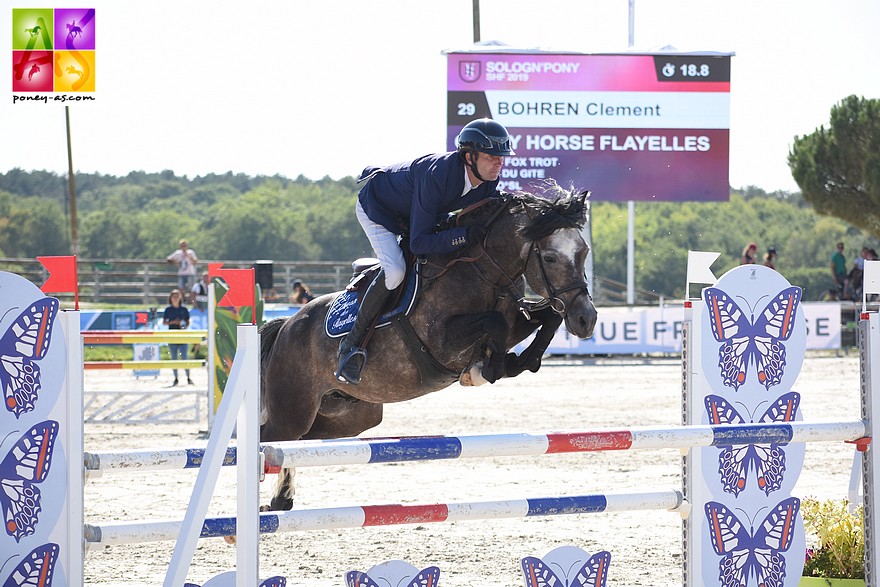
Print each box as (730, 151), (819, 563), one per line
(324, 268), (419, 338)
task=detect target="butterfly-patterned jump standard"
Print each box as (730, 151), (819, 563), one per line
(1, 542), (59, 587)
(346, 566), (440, 587)
(0, 420), (59, 542)
(521, 550), (611, 587)
(705, 392), (800, 496)
(0, 297), (59, 418)
(703, 287), (801, 391)
(705, 497), (799, 587)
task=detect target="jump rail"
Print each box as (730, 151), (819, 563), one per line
(83, 490), (685, 546)
(82, 327), (209, 425)
(82, 420), (869, 475)
(83, 330), (208, 345)
(84, 359), (206, 370)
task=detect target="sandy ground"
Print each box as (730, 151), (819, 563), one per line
(81, 352), (863, 587)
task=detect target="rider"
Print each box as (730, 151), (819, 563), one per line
(334, 118), (515, 385)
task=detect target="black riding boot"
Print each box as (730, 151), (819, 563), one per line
(334, 274), (394, 385)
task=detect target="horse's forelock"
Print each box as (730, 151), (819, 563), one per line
(519, 189), (589, 241)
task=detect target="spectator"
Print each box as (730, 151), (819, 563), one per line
(763, 247), (778, 270)
(847, 247), (869, 300)
(190, 272), (209, 311)
(166, 239), (198, 291)
(162, 289), (193, 387)
(289, 280), (315, 304)
(740, 243), (758, 265)
(831, 242), (847, 299)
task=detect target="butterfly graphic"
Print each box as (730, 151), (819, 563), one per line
(705, 497), (800, 587)
(184, 576), (285, 587)
(1, 542), (58, 587)
(705, 392), (800, 496)
(1, 298), (59, 418)
(0, 420), (58, 542)
(703, 286), (801, 391)
(521, 550), (611, 587)
(345, 566), (440, 587)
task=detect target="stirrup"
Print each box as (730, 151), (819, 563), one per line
(335, 346), (368, 385)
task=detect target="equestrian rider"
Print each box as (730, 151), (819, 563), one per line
(335, 118), (515, 385)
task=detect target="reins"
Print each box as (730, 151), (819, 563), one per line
(421, 194), (591, 318)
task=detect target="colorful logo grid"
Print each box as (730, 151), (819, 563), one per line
(11, 7), (96, 93)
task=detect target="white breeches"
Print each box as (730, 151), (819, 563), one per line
(356, 201), (406, 290)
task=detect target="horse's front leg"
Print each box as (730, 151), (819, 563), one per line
(444, 311), (510, 384)
(504, 307), (563, 378)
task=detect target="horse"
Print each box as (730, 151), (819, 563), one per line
(66, 21), (82, 38)
(259, 186), (598, 510)
(65, 65), (83, 79)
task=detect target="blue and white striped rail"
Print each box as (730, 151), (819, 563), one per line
(83, 489), (684, 546)
(82, 420), (868, 475)
(84, 446), (239, 476)
(265, 420), (868, 468)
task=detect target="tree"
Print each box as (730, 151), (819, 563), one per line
(789, 95), (880, 237)
(0, 195), (69, 256)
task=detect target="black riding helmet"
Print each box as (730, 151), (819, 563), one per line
(455, 119), (514, 182)
(455, 118), (515, 157)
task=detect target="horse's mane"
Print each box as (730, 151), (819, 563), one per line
(458, 183), (589, 241)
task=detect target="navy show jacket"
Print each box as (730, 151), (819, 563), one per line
(357, 151), (503, 256)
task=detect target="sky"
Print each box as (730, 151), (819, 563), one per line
(2, 0), (879, 194)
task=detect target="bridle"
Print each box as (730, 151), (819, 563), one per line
(455, 198), (593, 318)
(522, 241), (592, 316)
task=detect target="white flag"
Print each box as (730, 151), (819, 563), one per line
(687, 251), (720, 285)
(864, 260), (880, 295)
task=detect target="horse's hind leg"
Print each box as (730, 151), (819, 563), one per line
(267, 394), (383, 511)
(269, 468), (296, 511)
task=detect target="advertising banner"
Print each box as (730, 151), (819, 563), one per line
(446, 51), (732, 201)
(519, 302), (841, 355)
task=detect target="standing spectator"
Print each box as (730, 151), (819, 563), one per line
(763, 247), (778, 270)
(847, 247), (870, 300)
(831, 242), (847, 299)
(166, 239), (198, 291)
(289, 280), (315, 304)
(740, 243), (758, 265)
(162, 289), (193, 386)
(190, 272), (209, 311)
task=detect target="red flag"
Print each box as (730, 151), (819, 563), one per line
(38, 256), (80, 309)
(207, 262), (224, 278)
(216, 268), (255, 312)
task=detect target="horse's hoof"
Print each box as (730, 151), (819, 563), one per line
(459, 363), (488, 387)
(223, 535), (236, 545)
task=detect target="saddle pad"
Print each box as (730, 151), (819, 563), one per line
(324, 265), (420, 338)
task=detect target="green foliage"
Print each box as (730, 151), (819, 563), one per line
(3, 168), (879, 300)
(802, 498), (864, 579)
(0, 193), (69, 257)
(591, 190), (879, 299)
(789, 95), (880, 237)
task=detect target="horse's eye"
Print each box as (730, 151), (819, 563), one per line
(542, 254), (556, 263)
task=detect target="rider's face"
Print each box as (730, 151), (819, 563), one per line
(471, 152), (504, 183)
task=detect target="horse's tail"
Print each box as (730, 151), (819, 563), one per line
(259, 318), (286, 372)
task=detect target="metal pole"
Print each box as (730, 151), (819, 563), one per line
(472, 0), (480, 43)
(65, 106), (78, 256)
(626, 0), (635, 305)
